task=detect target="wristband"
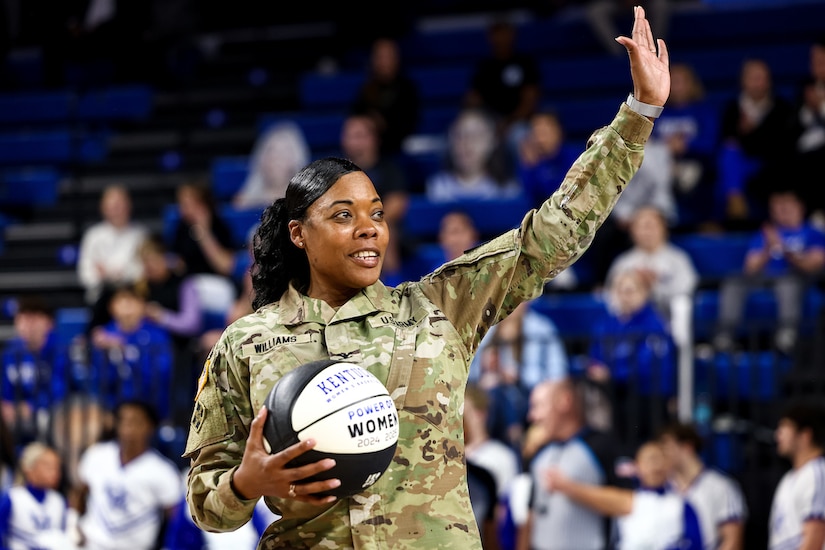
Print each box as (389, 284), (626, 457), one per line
(625, 93), (664, 119)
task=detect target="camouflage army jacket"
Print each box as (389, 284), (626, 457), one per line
(184, 104), (651, 549)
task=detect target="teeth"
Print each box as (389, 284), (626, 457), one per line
(353, 251), (378, 259)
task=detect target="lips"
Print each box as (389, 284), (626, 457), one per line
(350, 249), (381, 267)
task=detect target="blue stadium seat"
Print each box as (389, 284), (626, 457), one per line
(76, 85), (154, 121)
(258, 112), (344, 152)
(402, 194), (530, 241)
(695, 350), (792, 402)
(531, 292), (607, 338)
(410, 65), (474, 102)
(0, 167), (62, 206)
(211, 156), (249, 202)
(299, 72), (363, 110)
(672, 233), (751, 282)
(0, 91), (73, 125)
(0, 129), (108, 166)
(54, 307), (91, 344)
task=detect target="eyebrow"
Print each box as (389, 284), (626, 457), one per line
(327, 197), (382, 208)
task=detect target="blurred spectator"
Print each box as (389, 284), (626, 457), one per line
(464, 383), (520, 550)
(713, 188), (825, 354)
(787, 36), (825, 220)
(339, 111), (411, 285)
(517, 377), (619, 550)
(138, 234), (202, 345)
(164, 476), (278, 550)
(1, 295), (68, 447)
(545, 440), (703, 550)
(471, 299), (569, 393)
(464, 18), (541, 156)
(467, 460), (500, 550)
(422, 209), (480, 275)
(717, 58), (794, 230)
(77, 184), (148, 331)
(653, 63), (719, 231)
(137, 235), (203, 424)
(769, 402), (825, 550)
(351, 36), (421, 157)
(658, 422), (747, 550)
(89, 284), (174, 422)
(0, 442), (73, 550)
(72, 399), (181, 550)
(232, 122), (311, 211)
(585, 269), (677, 446)
(425, 107), (521, 203)
(517, 110), (580, 210)
(171, 180), (238, 278)
(605, 205), (698, 320)
(0, 413), (13, 492)
(581, 137), (676, 287)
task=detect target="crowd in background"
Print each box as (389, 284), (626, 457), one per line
(0, 2), (824, 549)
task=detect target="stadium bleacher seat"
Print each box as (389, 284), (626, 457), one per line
(258, 112), (344, 153)
(0, 129), (108, 166)
(299, 72), (363, 110)
(54, 306), (91, 343)
(673, 232), (751, 283)
(402, 194), (531, 241)
(76, 85), (154, 121)
(694, 350), (792, 402)
(0, 167), (63, 207)
(211, 156), (250, 202)
(0, 91), (73, 125)
(531, 292), (607, 339)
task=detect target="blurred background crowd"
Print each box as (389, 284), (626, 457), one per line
(0, 0), (824, 548)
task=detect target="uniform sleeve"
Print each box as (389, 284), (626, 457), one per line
(719, 476), (747, 524)
(420, 104), (651, 354)
(797, 462), (825, 522)
(183, 333), (258, 533)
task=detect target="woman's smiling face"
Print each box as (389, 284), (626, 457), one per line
(289, 172), (389, 307)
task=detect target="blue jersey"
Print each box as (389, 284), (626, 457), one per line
(1, 332), (69, 410)
(89, 319), (173, 420)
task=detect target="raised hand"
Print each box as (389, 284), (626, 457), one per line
(615, 6), (671, 108)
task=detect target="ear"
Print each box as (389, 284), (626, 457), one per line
(287, 220), (304, 249)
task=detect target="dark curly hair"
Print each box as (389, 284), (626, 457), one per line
(251, 157), (362, 309)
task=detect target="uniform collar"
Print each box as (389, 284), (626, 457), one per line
(278, 280), (401, 326)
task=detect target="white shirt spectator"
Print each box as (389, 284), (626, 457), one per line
(677, 468), (747, 550)
(77, 221), (147, 304)
(769, 456), (825, 550)
(77, 441), (181, 550)
(612, 139), (676, 226)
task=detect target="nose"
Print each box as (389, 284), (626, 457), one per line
(355, 217), (380, 239)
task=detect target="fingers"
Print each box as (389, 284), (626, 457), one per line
(248, 406), (268, 452)
(657, 38), (670, 66)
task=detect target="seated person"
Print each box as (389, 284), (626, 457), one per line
(0, 442), (72, 550)
(425, 107), (521, 203)
(585, 269), (677, 446)
(90, 284), (174, 422)
(606, 206), (698, 321)
(1, 295), (68, 446)
(714, 187), (825, 354)
(232, 122), (311, 211)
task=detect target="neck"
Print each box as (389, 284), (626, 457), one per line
(794, 447), (823, 470)
(556, 419), (582, 442)
(674, 454), (704, 490)
(120, 444), (146, 466)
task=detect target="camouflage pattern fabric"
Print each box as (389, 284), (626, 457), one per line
(184, 104), (651, 549)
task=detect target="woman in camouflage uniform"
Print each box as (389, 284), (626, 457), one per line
(183, 7), (671, 549)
